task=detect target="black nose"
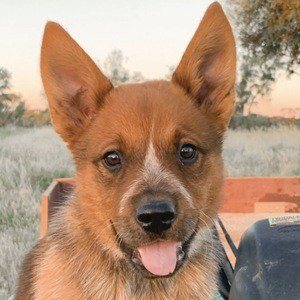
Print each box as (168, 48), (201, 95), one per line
(136, 200), (176, 235)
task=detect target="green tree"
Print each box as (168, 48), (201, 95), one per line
(0, 68), (12, 114)
(227, 0), (300, 113)
(1, 68), (13, 125)
(102, 50), (145, 85)
(0, 67), (24, 126)
(164, 65), (176, 81)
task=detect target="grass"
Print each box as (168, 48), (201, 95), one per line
(223, 126), (300, 177)
(0, 126), (299, 298)
(0, 127), (74, 299)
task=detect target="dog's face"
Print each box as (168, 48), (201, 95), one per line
(41, 3), (235, 278)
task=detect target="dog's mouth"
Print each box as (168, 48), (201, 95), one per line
(110, 221), (197, 278)
(131, 241), (185, 277)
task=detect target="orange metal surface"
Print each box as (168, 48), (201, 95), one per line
(221, 177), (300, 213)
(254, 201), (298, 213)
(40, 178), (75, 237)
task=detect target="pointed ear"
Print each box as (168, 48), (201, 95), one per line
(41, 22), (113, 150)
(172, 2), (236, 130)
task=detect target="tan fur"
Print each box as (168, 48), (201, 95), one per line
(16, 2), (236, 299)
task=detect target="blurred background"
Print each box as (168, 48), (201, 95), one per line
(0, 0), (299, 298)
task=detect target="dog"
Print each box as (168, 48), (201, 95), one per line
(16, 2), (236, 299)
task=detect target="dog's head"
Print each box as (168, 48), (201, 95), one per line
(41, 2), (235, 278)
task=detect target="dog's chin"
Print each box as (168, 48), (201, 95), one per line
(115, 230), (198, 279)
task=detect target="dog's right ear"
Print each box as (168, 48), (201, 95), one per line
(41, 22), (113, 150)
(172, 3), (236, 131)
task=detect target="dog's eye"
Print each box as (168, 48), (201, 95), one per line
(103, 151), (121, 170)
(179, 144), (198, 164)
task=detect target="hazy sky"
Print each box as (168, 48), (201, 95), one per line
(1, 0), (299, 109)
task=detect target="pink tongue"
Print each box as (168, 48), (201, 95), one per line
(138, 241), (181, 276)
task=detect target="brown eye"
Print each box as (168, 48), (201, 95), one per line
(103, 151), (121, 170)
(179, 144), (198, 164)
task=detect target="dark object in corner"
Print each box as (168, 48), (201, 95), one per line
(229, 218), (300, 300)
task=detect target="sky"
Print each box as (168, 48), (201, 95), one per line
(1, 0), (299, 111)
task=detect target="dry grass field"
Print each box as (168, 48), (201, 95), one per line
(0, 126), (299, 298)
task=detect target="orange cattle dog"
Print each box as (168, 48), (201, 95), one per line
(16, 2), (236, 299)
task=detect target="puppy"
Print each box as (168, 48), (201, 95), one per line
(16, 2), (236, 299)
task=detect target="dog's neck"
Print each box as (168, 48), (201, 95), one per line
(48, 197), (219, 299)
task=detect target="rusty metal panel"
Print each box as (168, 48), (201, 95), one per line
(40, 178), (75, 237)
(221, 177), (300, 213)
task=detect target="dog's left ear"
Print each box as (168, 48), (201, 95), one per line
(41, 22), (113, 151)
(172, 2), (236, 130)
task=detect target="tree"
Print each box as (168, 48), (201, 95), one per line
(164, 65), (176, 81)
(227, 0), (300, 113)
(102, 50), (145, 85)
(0, 68), (23, 125)
(0, 68), (12, 110)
